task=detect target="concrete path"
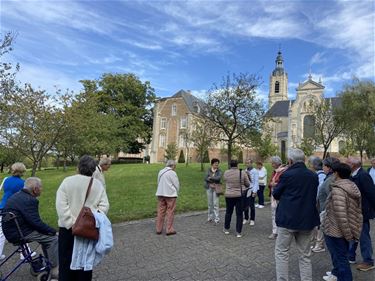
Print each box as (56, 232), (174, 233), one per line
(1, 205), (374, 281)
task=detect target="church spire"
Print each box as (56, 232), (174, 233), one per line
(272, 49), (285, 76)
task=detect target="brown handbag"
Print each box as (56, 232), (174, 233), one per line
(72, 178), (99, 240)
(209, 183), (224, 196)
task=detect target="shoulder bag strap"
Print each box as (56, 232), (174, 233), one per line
(83, 177), (94, 207)
(239, 169), (243, 196)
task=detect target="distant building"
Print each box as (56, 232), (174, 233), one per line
(264, 50), (344, 159)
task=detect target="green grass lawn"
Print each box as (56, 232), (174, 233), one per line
(0, 163), (272, 228)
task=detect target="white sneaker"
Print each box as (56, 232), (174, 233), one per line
(20, 251), (37, 260)
(325, 272), (332, 276)
(312, 246), (326, 253)
(242, 219), (248, 225)
(0, 254), (5, 260)
(236, 233), (242, 238)
(258, 205), (265, 209)
(223, 229), (230, 235)
(250, 220), (255, 226)
(323, 274), (337, 281)
(255, 204), (260, 208)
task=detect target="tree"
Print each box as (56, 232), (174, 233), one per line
(252, 133), (279, 161)
(190, 119), (217, 171)
(0, 84), (66, 175)
(165, 143), (178, 160)
(313, 98), (346, 159)
(80, 73), (156, 154)
(202, 73), (264, 166)
(299, 137), (315, 158)
(0, 32), (19, 97)
(339, 139), (356, 158)
(178, 150), (185, 163)
(336, 78), (375, 161)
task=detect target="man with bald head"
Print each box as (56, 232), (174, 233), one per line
(347, 157), (375, 272)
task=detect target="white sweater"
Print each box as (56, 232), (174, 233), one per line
(155, 167), (180, 197)
(56, 174), (109, 229)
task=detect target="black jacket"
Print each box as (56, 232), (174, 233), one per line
(2, 189), (56, 243)
(350, 168), (375, 221)
(272, 162), (320, 230)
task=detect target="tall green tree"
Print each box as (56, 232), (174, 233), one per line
(201, 73), (264, 166)
(165, 143), (178, 160)
(80, 73), (156, 154)
(336, 78), (375, 161)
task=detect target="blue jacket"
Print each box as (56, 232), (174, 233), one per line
(2, 189), (56, 243)
(350, 168), (375, 221)
(70, 211), (113, 271)
(273, 162), (320, 230)
(0, 176), (24, 209)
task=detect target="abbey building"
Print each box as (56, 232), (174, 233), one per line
(264, 51), (343, 159)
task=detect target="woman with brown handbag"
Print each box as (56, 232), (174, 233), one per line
(56, 155), (109, 281)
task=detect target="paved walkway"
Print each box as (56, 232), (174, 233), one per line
(1, 205), (374, 281)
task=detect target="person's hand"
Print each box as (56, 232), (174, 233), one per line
(251, 192), (256, 197)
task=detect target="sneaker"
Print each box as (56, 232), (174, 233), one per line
(349, 259), (356, 264)
(214, 220), (220, 225)
(0, 254), (5, 260)
(325, 271), (332, 276)
(249, 220), (255, 226)
(312, 246), (326, 253)
(236, 233), (242, 238)
(20, 251), (37, 260)
(255, 204), (260, 208)
(323, 275), (337, 281)
(258, 205), (264, 209)
(356, 262), (375, 271)
(268, 233), (277, 240)
(223, 229), (230, 235)
(242, 219), (248, 225)
(207, 218), (213, 223)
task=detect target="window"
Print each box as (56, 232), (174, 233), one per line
(159, 134), (166, 147)
(303, 115), (315, 139)
(160, 118), (166, 129)
(180, 116), (187, 128)
(171, 104), (177, 116)
(179, 135), (186, 148)
(275, 81), (280, 93)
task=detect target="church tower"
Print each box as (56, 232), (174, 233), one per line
(268, 50), (288, 108)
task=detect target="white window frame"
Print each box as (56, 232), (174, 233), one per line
(171, 104), (177, 116)
(160, 118), (167, 129)
(159, 134), (166, 148)
(180, 116), (187, 129)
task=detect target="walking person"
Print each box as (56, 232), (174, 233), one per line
(256, 161), (267, 208)
(93, 157), (111, 189)
(204, 158), (222, 224)
(155, 160), (180, 236)
(56, 155), (109, 281)
(243, 159), (258, 226)
(273, 148), (320, 281)
(346, 157), (375, 271)
(267, 156), (287, 240)
(322, 163), (363, 281)
(223, 160), (250, 238)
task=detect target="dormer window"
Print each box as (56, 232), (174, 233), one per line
(275, 81), (280, 93)
(171, 104), (177, 116)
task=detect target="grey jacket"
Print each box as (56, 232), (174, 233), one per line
(317, 173), (335, 212)
(204, 168), (222, 190)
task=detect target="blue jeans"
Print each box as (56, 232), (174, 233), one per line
(324, 235), (352, 281)
(348, 220), (374, 265)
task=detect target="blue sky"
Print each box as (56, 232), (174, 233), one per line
(1, 0), (374, 104)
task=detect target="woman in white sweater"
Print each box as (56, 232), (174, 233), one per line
(256, 161), (267, 208)
(56, 155), (109, 281)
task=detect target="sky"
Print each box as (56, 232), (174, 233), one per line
(1, 0), (374, 105)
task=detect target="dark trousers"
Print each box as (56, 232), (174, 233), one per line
(58, 227), (93, 281)
(225, 197), (243, 234)
(325, 235), (352, 281)
(348, 220), (374, 264)
(257, 185), (265, 205)
(244, 196), (255, 221)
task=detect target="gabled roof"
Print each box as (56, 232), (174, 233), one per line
(297, 79), (325, 90)
(264, 100), (294, 117)
(264, 97), (342, 118)
(171, 89), (205, 114)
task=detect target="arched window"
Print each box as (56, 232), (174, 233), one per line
(339, 140), (346, 152)
(303, 115), (315, 139)
(275, 81), (280, 93)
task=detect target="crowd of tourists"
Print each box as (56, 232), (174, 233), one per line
(155, 150), (375, 281)
(0, 156), (112, 281)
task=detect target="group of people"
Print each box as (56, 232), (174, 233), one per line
(154, 151), (375, 281)
(0, 156), (112, 281)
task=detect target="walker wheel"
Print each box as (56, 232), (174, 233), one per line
(36, 271), (51, 281)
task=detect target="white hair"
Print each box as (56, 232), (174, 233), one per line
(24, 177), (42, 191)
(288, 148), (305, 163)
(166, 160), (176, 167)
(270, 156), (282, 165)
(99, 157), (111, 166)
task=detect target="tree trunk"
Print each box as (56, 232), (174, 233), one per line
(360, 150), (363, 163)
(0, 163), (3, 173)
(31, 161), (38, 176)
(63, 157), (67, 172)
(323, 146), (329, 159)
(38, 160), (42, 171)
(227, 141), (232, 168)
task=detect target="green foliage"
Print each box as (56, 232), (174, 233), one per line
(202, 73), (264, 164)
(178, 150), (185, 163)
(238, 150), (243, 164)
(299, 138), (315, 157)
(203, 149), (210, 163)
(336, 78), (375, 160)
(165, 143), (178, 160)
(252, 133), (279, 161)
(339, 139), (356, 158)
